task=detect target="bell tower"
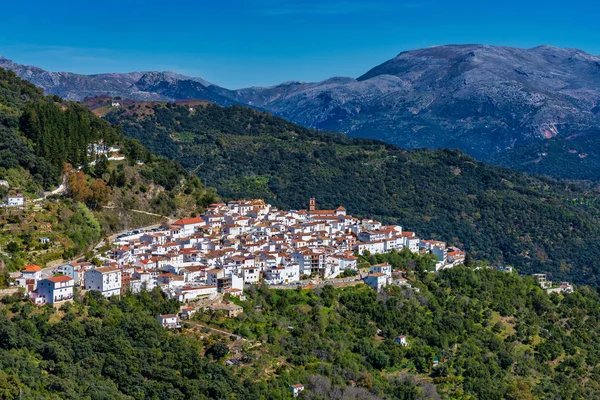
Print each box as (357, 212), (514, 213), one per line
(309, 197), (316, 212)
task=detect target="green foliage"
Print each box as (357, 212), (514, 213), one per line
(488, 134), (600, 181)
(206, 342), (230, 359)
(213, 268), (600, 399)
(0, 70), (221, 266)
(0, 290), (274, 399)
(3, 268), (600, 398)
(0, 68), (44, 108)
(19, 101), (120, 174)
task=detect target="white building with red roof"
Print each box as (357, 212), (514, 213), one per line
(172, 217), (206, 236)
(16, 264), (42, 292)
(34, 275), (74, 305)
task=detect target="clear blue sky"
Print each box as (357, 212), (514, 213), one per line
(1, 0), (599, 88)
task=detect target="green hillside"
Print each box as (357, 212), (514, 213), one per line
(487, 134), (600, 181)
(0, 69), (216, 274)
(106, 102), (600, 286)
(2, 266), (600, 399)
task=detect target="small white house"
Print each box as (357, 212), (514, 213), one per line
(21, 264), (42, 281)
(16, 264), (42, 292)
(560, 282), (574, 294)
(176, 285), (217, 302)
(157, 314), (180, 329)
(7, 194), (24, 207)
(289, 384), (305, 397)
(181, 307), (196, 319)
(370, 263), (392, 277)
(364, 273), (390, 292)
(395, 335), (409, 346)
(242, 267), (260, 283)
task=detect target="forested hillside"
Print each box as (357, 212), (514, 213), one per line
(106, 102), (600, 286)
(487, 134), (600, 180)
(0, 69), (217, 273)
(1, 265), (600, 399)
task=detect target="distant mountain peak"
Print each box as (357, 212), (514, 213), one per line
(0, 56), (218, 101)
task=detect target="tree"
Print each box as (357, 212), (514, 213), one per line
(88, 179), (111, 209)
(0, 371), (20, 400)
(93, 155), (109, 178)
(464, 253), (474, 268)
(66, 171), (91, 203)
(206, 342), (229, 359)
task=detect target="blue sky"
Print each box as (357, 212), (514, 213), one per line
(1, 0), (599, 88)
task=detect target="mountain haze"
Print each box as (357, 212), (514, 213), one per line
(0, 56), (235, 104)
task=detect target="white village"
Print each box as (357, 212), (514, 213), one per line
(15, 197), (466, 314)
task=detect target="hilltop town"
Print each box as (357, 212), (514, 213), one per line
(15, 198), (465, 306)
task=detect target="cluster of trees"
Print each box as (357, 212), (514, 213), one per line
(0, 68), (120, 190)
(19, 101), (120, 175)
(65, 167), (111, 210)
(202, 267), (600, 399)
(0, 67), (200, 195)
(488, 133), (600, 181)
(0, 289), (278, 399)
(357, 248), (439, 276)
(0, 69), (57, 189)
(108, 102), (600, 286)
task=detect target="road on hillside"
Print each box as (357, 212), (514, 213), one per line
(93, 217), (174, 252)
(187, 321), (246, 342)
(31, 175), (67, 203)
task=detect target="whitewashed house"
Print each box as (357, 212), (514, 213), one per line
(157, 314), (180, 329)
(7, 194), (24, 207)
(34, 276), (74, 305)
(370, 263), (392, 277)
(395, 335), (409, 346)
(85, 266), (122, 297)
(364, 273), (390, 292)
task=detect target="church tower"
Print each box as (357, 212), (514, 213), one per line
(309, 197), (316, 212)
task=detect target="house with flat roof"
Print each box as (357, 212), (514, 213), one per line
(85, 266), (122, 297)
(7, 193), (24, 207)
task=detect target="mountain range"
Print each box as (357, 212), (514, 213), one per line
(3, 44), (600, 179)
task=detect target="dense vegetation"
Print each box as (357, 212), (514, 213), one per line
(0, 290), (266, 399)
(0, 69), (218, 273)
(107, 102), (600, 285)
(219, 267), (600, 399)
(3, 266), (600, 399)
(0, 67), (188, 192)
(0, 68), (59, 189)
(488, 134), (600, 181)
